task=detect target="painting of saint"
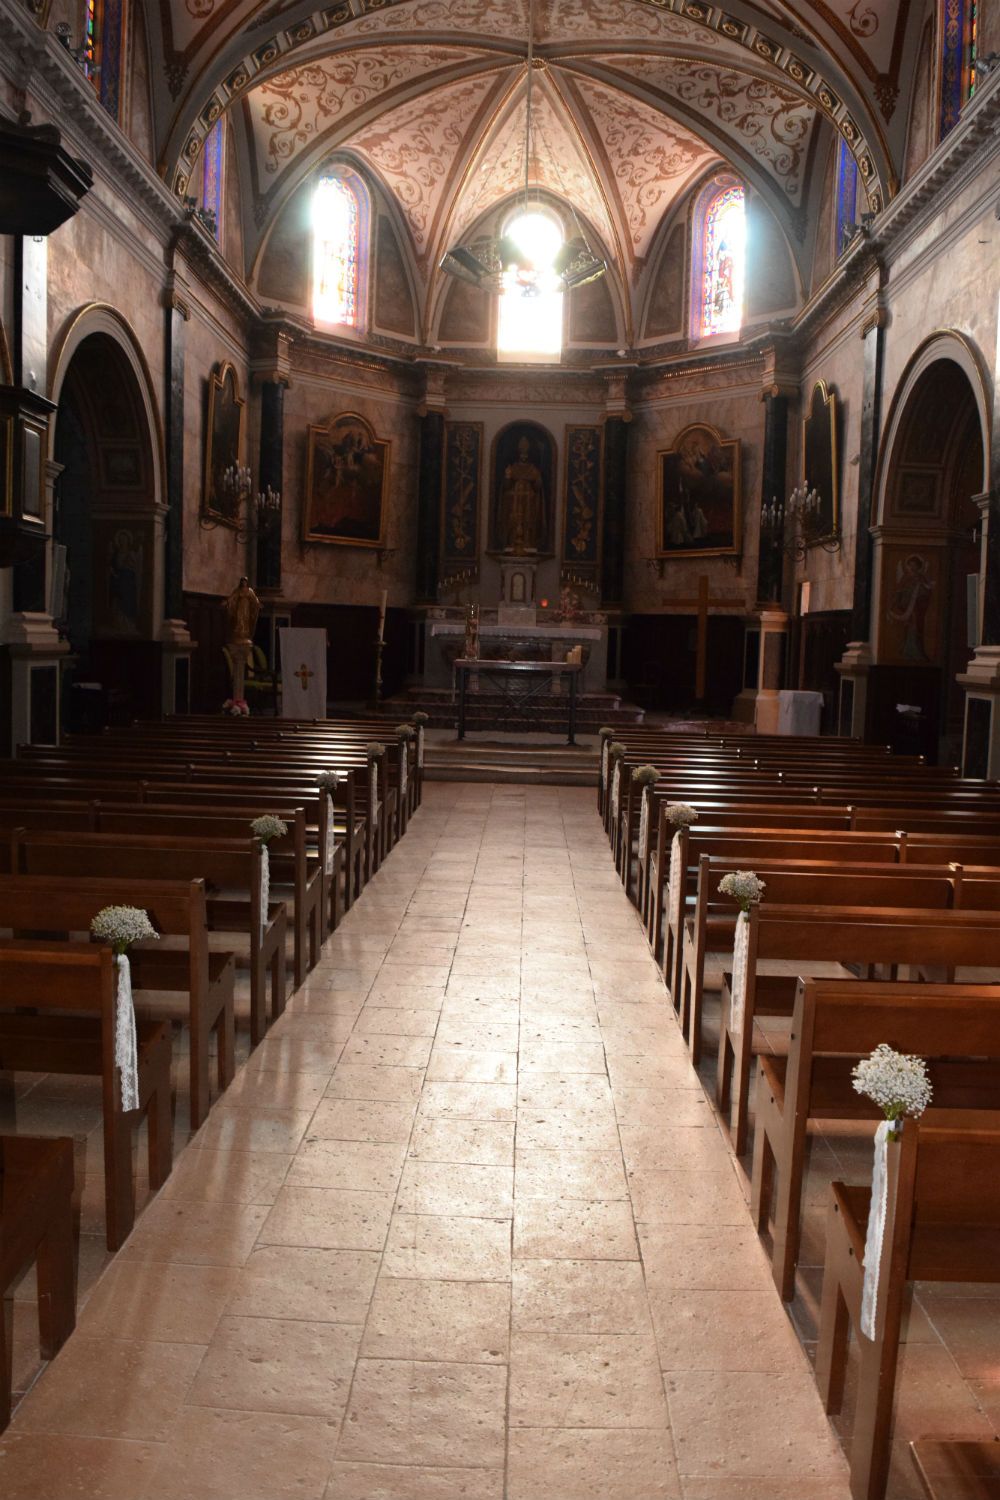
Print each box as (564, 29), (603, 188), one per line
(489, 422), (555, 556)
(887, 552), (935, 662)
(304, 412), (389, 547)
(657, 423), (740, 559)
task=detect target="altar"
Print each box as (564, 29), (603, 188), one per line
(424, 612), (608, 694)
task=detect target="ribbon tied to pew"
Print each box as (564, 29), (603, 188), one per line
(718, 872), (766, 1037)
(412, 711), (429, 770)
(250, 816), (289, 941)
(851, 1044), (933, 1339)
(318, 771), (340, 876)
(89, 905), (159, 1111)
(367, 745), (385, 831)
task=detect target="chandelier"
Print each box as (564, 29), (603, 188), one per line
(761, 482), (842, 559)
(439, 0), (606, 296)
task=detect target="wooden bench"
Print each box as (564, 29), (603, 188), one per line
(12, 831), (286, 1047)
(817, 1110), (1000, 1500)
(716, 906), (1000, 1155)
(0, 1134), (76, 1432)
(751, 977), (1000, 1299)
(0, 941), (174, 1249)
(0, 873), (234, 1130)
(911, 1440), (1000, 1499)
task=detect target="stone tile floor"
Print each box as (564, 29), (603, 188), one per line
(2, 783), (989, 1498)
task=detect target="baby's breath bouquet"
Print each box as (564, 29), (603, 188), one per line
(852, 1044), (932, 1140)
(598, 726), (614, 739)
(250, 814), (287, 845)
(396, 723), (415, 740)
(90, 905), (158, 956)
(608, 740), (626, 759)
(718, 870), (766, 912)
(367, 741), (386, 757)
(317, 769), (340, 791)
(411, 710), (429, 725)
(666, 802), (698, 828)
(633, 764), (659, 786)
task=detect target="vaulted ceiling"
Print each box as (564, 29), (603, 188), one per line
(142, 0), (929, 293)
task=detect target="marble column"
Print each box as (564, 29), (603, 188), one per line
(756, 392), (788, 607)
(601, 416), (628, 605)
(415, 409), (445, 604)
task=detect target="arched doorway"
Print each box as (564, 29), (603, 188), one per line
(51, 324), (164, 721)
(872, 342), (988, 761)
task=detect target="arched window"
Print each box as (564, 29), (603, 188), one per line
(497, 209), (564, 363)
(82, 0), (126, 120)
(940, 0), (978, 137)
(313, 172), (368, 329)
(693, 179), (746, 340)
(200, 119), (225, 243)
(834, 138), (859, 257)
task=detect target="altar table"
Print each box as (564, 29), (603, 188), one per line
(455, 659), (583, 744)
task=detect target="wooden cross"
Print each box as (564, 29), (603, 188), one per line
(294, 662), (314, 691)
(668, 574), (743, 703)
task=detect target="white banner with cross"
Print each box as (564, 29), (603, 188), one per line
(279, 627), (328, 719)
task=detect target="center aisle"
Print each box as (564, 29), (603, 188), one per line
(8, 784), (851, 1499)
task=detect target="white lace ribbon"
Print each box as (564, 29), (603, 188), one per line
(400, 748), (408, 802)
(260, 843), (270, 941)
(417, 726), (425, 770)
(115, 954), (139, 1112)
(370, 762), (379, 829)
(861, 1120), (893, 1340)
(610, 762), (621, 822)
(600, 738), (609, 791)
(325, 793), (335, 876)
(729, 909), (750, 1036)
(667, 830), (683, 936)
(649, 850), (657, 890)
(638, 788), (650, 869)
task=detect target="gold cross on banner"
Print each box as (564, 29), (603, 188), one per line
(294, 662), (314, 690)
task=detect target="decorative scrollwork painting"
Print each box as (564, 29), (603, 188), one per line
(562, 425), (602, 568)
(656, 422), (741, 559)
(303, 411), (389, 548)
(441, 421), (482, 570)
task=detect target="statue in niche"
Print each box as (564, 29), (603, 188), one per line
(223, 575), (261, 699)
(499, 436), (545, 554)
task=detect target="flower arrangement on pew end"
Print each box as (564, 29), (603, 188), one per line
(250, 816), (288, 938)
(317, 770), (340, 791)
(633, 764), (659, 787)
(222, 698), (249, 717)
(411, 711), (429, 726)
(598, 726), (614, 739)
(608, 740), (626, 759)
(853, 1043), (933, 1141)
(396, 723), (415, 740)
(250, 815), (288, 845)
(718, 870), (766, 911)
(367, 741), (386, 757)
(666, 802), (698, 828)
(90, 905), (158, 1111)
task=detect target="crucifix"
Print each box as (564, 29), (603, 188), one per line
(294, 662), (314, 691)
(668, 574), (742, 705)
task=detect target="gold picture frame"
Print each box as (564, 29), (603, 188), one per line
(202, 361), (246, 529)
(656, 422), (741, 559)
(303, 411), (390, 548)
(802, 380), (840, 544)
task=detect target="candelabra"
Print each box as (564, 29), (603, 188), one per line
(761, 481), (841, 560)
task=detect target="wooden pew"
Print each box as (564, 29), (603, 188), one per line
(677, 858), (958, 1065)
(0, 873), (234, 1130)
(0, 1135), (76, 1432)
(0, 941), (174, 1249)
(751, 977), (1000, 1299)
(11, 831), (286, 1046)
(715, 907), (1000, 1155)
(816, 1110), (1000, 1500)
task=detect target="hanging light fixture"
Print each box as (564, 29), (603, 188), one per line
(439, 0), (606, 296)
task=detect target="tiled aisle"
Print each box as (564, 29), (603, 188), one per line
(0, 784), (851, 1500)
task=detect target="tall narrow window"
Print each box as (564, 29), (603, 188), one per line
(497, 209), (564, 362)
(313, 174), (361, 327)
(82, 0), (101, 84)
(940, 0), (978, 137)
(834, 138), (859, 257)
(693, 180), (746, 339)
(82, 0), (125, 118)
(201, 119), (225, 243)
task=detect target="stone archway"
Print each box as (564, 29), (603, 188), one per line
(49, 308), (169, 721)
(870, 336), (989, 760)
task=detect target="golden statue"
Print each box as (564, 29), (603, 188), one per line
(223, 576), (260, 700)
(500, 436), (545, 554)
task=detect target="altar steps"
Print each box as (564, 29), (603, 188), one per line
(423, 737), (599, 786)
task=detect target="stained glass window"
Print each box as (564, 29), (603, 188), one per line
(834, 138), (859, 257)
(698, 183), (745, 338)
(82, 0), (126, 120)
(200, 119), (225, 243)
(313, 175), (360, 327)
(497, 210), (564, 362)
(82, 0), (100, 83)
(940, 0), (978, 137)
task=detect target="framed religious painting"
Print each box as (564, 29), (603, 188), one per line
(656, 422), (741, 559)
(202, 362), (246, 528)
(801, 381), (840, 543)
(303, 411), (389, 548)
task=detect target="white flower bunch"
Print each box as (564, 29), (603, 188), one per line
(852, 1043), (933, 1136)
(411, 711), (429, 725)
(251, 814), (288, 845)
(367, 741), (386, 757)
(633, 764), (659, 786)
(317, 770), (340, 791)
(608, 740), (626, 759)
(598, 726), (615, 739)
(666, 802), (698, 827)
(718, 870), (766, 911)
(91, 905), (158, 956)
(396, 723), (415, 740)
